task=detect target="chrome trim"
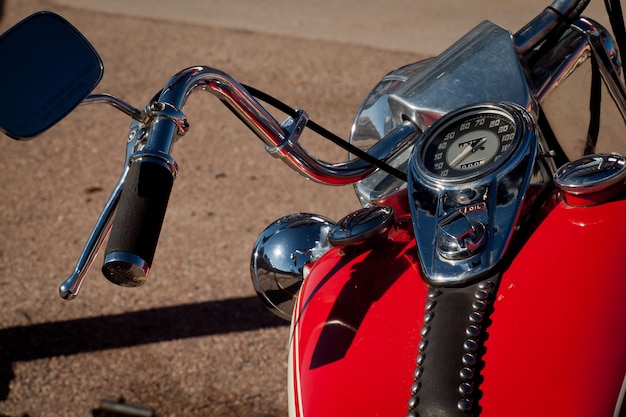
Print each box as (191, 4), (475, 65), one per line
(61, 66), (418, 298)
(58, 191), (117, 299)
(153, 66), (418, 185)
(408, 103), (549, 285)
(351, 21), (533, 206)
(351, 12), (625, 207)
(58, 120), (144, 299)
(554, 153), (626, 194)
(265, 109), (309, 155)
(530, 18), (626, 160)
(145, 101), (189, 136)
(82, 93), (142, 120)
(130, 150), (179, 178)
(387, 21), (532, 127)
(615, 373), (626, 417)
(436, 212), (487, 261)
(101, 252), (149, 287)
(513, 0), (590, 54)
(251, 213), (334, 320)
(574, 18), (626, 116)
(327, 206), (395, 247)
(349, 61), (432, 206)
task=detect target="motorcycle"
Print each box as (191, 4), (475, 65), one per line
(0, 0), (625, 416)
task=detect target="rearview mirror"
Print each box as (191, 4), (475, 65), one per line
(0, 11), (103, 140)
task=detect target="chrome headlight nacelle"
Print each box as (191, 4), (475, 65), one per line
(250, 213), (334, 320)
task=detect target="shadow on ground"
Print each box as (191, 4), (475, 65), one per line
(0, 296), (287, 401)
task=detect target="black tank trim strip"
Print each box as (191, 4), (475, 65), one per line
(408, 275), (502, 417)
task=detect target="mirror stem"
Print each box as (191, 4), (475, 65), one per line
(82, 93), (142, 120)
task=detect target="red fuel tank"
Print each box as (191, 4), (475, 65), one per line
(289, 198), (626, 416)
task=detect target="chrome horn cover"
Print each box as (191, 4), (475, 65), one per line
(250, 213), (334, 320)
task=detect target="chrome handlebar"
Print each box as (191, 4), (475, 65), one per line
(157, 66), (418, 184)
(59, 0), (590, 299)
(59, 66), (418, 299)
(514, 0), (590, 54)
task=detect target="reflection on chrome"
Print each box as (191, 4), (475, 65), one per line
(251, 213), (334, 320)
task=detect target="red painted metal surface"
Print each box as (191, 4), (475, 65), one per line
(290, 198), (626, 416)
(290, 217), (425, 416)
(481, 198), (626, 417)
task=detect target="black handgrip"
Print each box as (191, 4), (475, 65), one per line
(102, 157), (174, 287)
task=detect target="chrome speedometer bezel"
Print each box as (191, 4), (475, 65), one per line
(408, 102), (545, 286)
(414, 103), (524, 185)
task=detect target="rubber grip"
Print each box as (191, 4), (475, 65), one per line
(102, 157), (174, 287)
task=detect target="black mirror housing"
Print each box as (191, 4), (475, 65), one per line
(0, 11), (103, 139)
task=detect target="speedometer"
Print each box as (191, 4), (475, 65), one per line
(408, 102), (548, 286)
(421, 108), (518, 180)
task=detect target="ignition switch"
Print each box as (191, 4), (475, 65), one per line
(436, 210), (486, 260)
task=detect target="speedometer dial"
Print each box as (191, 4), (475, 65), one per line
(408, 102), (545, 286)
(422, 109), (518, 180)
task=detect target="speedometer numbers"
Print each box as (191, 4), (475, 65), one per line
(423, 110), (517, 180)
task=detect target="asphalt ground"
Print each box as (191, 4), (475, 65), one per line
(0, 0), (615, 416)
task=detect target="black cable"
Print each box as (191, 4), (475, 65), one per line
(584, 53), (602, 154)
(605, 0), (626, 85)
(242, 84), (408, 182)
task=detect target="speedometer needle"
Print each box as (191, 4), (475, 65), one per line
(449, 136), (487, 168)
